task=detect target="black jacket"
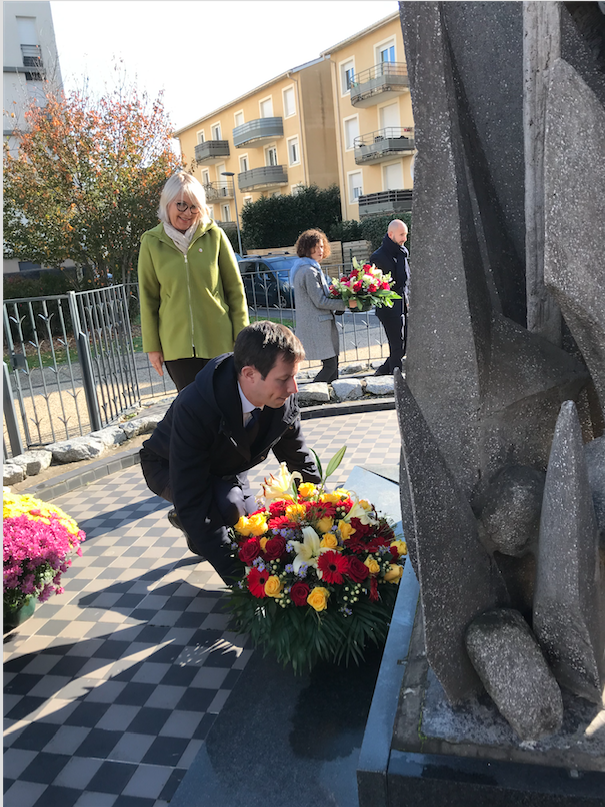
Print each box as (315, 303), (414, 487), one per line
(370, 235), (410, 319)
(143, 353), (320, 553)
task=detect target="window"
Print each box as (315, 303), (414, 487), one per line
(222, 203), (231, 222)
(379, 44), (396, 63)
(347, 171), (363, 203)
(340, 59), (355, 94)
(383, 162), (404, 191)
(211, 123), (222, 140)
(243, 195), (253, 206)
(208, 204), (215, 219)
(216, 163), (226, 184)
(287, 136), (299, 166)
(197, 130), (205, 144)
(265, 145), (278, 167)
(344, 116), (359, 151)
(283, 86), (295, 118)
(291, 183), (304, 196)
(239, 154), (249, 173)
(271, 191), (281, 198)
(201, 169), (210, 186)
(234, 110), (244, 128)
(259, 97), (273, 118)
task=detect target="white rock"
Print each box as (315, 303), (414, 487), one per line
(297, 383), (330, 403)
(4, 463), (25, 485)
(11, 450), (53, 476)
(331, 378), (364, 401)
(341, 362), (368, 375)
(365, 376), (395, 395)
(90, 426), (128, 447)
(48, 437), (107, 464)
(119, 414), (162, 439)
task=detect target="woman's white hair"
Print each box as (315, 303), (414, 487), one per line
(158, 171), (211, 225)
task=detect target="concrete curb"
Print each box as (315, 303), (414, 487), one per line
(21, 397), (396, 501)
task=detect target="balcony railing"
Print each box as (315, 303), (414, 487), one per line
(358, 189), (413, 217)
(350, 62), (409, 107)
(194, 140), (230, 164)
(233, 117), (283, 148)
(238, 165), (288, 191)
(20, 44), (43, 67)
(203, 180), (234, 202)
(354, 127), (415, 165)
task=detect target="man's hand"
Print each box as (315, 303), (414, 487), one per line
(148, 351), (164, 376)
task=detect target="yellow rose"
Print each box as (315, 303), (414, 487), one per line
(234, 516), (252, 536)
(259, 537), (269, 551)
(320, 533), (339, 549)
(247, 513), (268, 536)
(320, 492), (343, 505)
(316, 516), (334, 534)
(384, 563), (403, 583)
(359, 499), (372, 511)
(364, 556), (380, 575)
(298, 482), (316, 499)
(285, 503), (307, 521)
(338, 520), (356, 540)
(307, 586), (330, 612)
(390, 540), (408, 557)
(264, 575), (284, 598)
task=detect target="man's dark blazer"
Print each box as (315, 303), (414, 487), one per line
(370, 235), (410, 366)
(140, 353), (320, 581)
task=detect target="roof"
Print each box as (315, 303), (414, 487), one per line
(173, 55), (326, 136)
(320, 11), (400, 56)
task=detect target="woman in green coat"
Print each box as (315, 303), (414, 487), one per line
(138, 171), (249, 391)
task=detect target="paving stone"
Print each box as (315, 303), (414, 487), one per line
(331, 378), (363, 401)
(10, 450), (53, 477)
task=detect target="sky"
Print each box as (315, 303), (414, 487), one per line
(50, 0), (400, 133)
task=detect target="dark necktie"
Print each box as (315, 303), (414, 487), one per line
(246, 408), (262, 443)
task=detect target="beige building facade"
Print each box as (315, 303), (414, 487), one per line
(321, 12), (414, 222)
(174, 57), (339, 229)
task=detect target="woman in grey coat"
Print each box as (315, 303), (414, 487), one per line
(291, 229), (357, 382)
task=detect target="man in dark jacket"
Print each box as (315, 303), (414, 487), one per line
(140, 321), (320, 584)
(370, 219), (410, 375)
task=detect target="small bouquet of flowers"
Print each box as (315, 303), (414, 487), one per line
(226, 449), (407, 673)
(3, 488), (86, 629)
(328, 257), (401, 312)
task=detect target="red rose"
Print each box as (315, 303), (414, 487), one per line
(263, 536), (287, 560)
(368, 284), (378, 293)
(381, 281), (390, 290)
(369, 576), (379, 602)
(390, 546), (399, 560)
(347, 555), (370, 582)
(290, 581), (310, 606)
(363, 263), (371, 270)
(247, 566), (270, 598)
(353, 281), (363, 292)
(317, 550), (349, 584)
(239, 537), (261, 565)
(350, 269), (358, 278)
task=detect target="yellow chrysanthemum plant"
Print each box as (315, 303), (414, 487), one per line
(225, 448), (407, 674)
(3, 488), (86, 631)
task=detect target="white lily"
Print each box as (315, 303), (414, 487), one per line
(291, 526), (328, 572)
(260, 462), (302, 504)
(344, 493), (378, 526)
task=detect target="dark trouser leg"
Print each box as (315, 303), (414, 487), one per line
(313, 356), (338, 383)
(376, 306), (405, 374)
(164, 357), (209, 392)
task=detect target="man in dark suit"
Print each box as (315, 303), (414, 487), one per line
(140, 321), (320, 583)
(370, 219), (410, 376)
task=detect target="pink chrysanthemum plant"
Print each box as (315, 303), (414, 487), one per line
(3, 487), (86, 616)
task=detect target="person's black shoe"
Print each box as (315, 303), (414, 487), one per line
(167, 508), (205, 559)
(373, 365), (391, 376)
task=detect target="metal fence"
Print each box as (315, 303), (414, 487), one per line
(4, 270), (388, 458)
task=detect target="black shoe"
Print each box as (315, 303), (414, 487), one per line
(373, 366), (391, 376)
(167, 508), (205, 559)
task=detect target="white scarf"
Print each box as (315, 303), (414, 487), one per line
(163, 221), (199, 255)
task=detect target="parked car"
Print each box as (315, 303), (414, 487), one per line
(237, 254), (297, 309)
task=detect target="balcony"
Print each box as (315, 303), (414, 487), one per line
(354, 127), (415, 165)
(20, 44), (45, 80)
(358, 189), (413, 218)
(233, 117), (283, 148)
(203, 180), (234, 203)
(194, 140), (230, 164)
(238, 165), (288, 192)
(350, 62), (409, 107)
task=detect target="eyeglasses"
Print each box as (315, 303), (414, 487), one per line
(175, 201), (200, 214)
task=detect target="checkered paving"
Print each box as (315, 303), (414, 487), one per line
(4, 410), (400, 807)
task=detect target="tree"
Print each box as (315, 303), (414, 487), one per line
(241, 185), (341, 250)
(3, 81), (183, 287)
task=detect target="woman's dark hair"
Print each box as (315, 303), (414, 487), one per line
(233, 321), (305, 378)
(294, 228), (331, 259)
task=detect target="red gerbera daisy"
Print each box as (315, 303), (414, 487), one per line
(247, 567), (270, 598)
(317, 550), (349, 584)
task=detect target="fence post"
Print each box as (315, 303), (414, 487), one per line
(68, 291), (102, 433)
(3, 362), (24, 457)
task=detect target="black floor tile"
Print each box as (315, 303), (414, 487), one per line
(175, 687), (215, 713)
(92, 640), (131, 660)
(192, 712), (218, 740)
(159, 767), (187, 801)
(162, 596), (194, 612)
(133, 625), (172, 644)
(5, 696), (46, 721)
(48, 655), (90, 678)
(11, 721), (59, 751)
(114, 682), (156, 706)
(32, 784), (81, 807)
(114, 594), (146, 609)
(21, 751), (70, 784)
(86, 760), (138, 794)
(141, 735), (190, 766)
(202, 646), (240, 668)
(113, 796), (156, 807)
(144, 643), (182, 664)
(72, 728), (122, 759)
(128, 609), (156, 622)
(160, 665), (199, 687)
(3, 777), (16, 794)
(126, 706), (171, 736)
(64, 701), (109, 727)
(172, 611), (203, 628)
(4, 673), (43, 696)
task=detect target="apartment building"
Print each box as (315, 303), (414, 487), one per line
(321, 12), (414, 222)
(4, 0), (63, 273)
(175, 57), (339, 229)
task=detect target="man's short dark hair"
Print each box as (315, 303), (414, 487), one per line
(233, 321), (305, 378)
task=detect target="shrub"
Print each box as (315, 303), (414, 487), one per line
(328, 220), (363, 242)
(361, 212), (412, 253)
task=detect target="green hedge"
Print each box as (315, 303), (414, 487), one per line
(360, 212), (412, 253)
(3, 269), (80, 300)
(328, 220), (363, 242)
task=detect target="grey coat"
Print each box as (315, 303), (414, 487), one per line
(292, 258), (347, 360)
